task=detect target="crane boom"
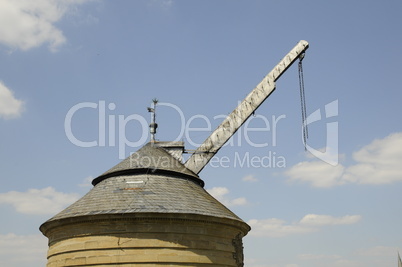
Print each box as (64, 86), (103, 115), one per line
(184, 40), (309, 174)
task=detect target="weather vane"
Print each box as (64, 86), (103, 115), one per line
(147, 98), (158, 142)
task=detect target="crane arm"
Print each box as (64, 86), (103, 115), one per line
(184, 40), (309, 175)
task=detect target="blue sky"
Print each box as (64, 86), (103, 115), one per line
(0, 1), (402, 266)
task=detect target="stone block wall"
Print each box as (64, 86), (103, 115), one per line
(42, 214), (248, 267)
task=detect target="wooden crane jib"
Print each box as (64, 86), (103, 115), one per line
(184, 40), (309, 175)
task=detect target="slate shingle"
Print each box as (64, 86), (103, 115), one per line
(43, 143), (246, 225)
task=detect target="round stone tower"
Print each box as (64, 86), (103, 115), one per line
(40, 142), (250, 266)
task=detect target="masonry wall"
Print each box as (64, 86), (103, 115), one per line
(43, 214), (247, 267)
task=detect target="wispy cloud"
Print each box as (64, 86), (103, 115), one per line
(0, 0), (93, 52)
(285, 132), (402, 187)
(0, 187), (79, 215)
(78, 175), (94, 187)
(342, 132), (402, 184)
(298, 246), (402, 267)
(248, 214), (361, 238)
(242, 174), (258, 182)
(0, 233), (47, 266)
(298, 253), (342, 260)
(148, 0), (174, 10)
(324, 259), (360, 267)
(285, 161), (345, 188)
(246, 258), (300, 267)
(248, 218), (315, 238)
(356, 246), (402, 257)
(299, 249), (400, 267)
(0, 81), (24, 119)
(207, 186), (248, 207)
(299, 214), (361, 226)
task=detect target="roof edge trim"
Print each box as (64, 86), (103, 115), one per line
(92, 168), (204, 187)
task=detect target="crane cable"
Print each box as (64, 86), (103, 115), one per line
(298, 53), (308, 150)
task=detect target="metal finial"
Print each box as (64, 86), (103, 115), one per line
(148, 98), (158, 142)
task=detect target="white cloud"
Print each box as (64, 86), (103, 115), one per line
(343, 132), (402, 184)
(285, 161), (345, 188)
(298, 253), (342, 260)
(245, 260), (299, 267)
(244, 258), (282, 267)
(248, 214), (361, 238)
(285, 132), (402, 187)
(242, 174), (258, 182)
(247, 218), (316, 238)
(325, 259), (361, 267)
(356, 246), (401, 257)
(0, 187), (79, 215)
(0, 81), (24, 119)
(299, 214), (361, 226)
(148, 0), (173, 9)
(0, 233), (47, 266)
(0, 0), (93, 52)
(207, 186), (248, 207)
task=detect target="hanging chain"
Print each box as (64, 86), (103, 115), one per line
(298, 53), (308, 150)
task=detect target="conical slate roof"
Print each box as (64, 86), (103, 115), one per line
(41, 143), (247, 228)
